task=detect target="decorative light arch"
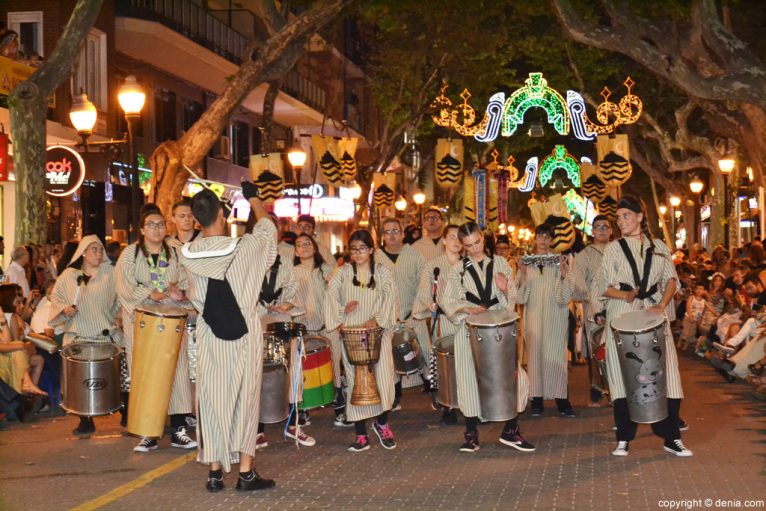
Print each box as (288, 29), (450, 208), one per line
(539, 145), (581, 188)
(501, 73), (570, 137)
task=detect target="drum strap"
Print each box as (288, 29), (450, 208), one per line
(463, 257), (499, 308)
(258, 255), (283, 305)
(617, 239), (657, 300)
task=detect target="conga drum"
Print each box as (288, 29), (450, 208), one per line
(391, 325), (424, 375)
(128, 303), (187, 437)
(340, 326), (383, 406)
(61, 343), (122, 416)
(299, 336), (335, 410)
(466, 309), (520, 422)
(434, 335), (459, 409)
(611, 310), (668, 424)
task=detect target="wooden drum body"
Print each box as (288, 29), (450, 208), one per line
(340, 326), (383, 406)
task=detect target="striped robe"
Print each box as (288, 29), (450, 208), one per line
(442, 255), (519, 419)
(595, 237), (683, 401)
(517, 259), (573, 399)
(179, 218), (276, 472)
(413, 254), (461, 340)
(573, 244), (606, 344)
(324, 262), (397, 422)
(278, 237), (335, 268)
(412, 236), (445, 262)
(50, 264), (119, 345)
(115, 244), (193, 415)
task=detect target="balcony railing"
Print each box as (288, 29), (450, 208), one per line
(282, 69), (326, 114)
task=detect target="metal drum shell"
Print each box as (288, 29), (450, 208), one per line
(299, 336), (335, 410)
(434, 335), (459, 409)
(391, 327), (423, 375)
(266, 322), (306, 341)
(466, 310), (519, 422)
(259, 362), (289, 423)
(61, 343), (122, 417)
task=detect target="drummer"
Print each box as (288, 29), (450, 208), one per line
(441, 222), (535, 453)
(595, 195), (692, 457)
(413, 224), (462, 424)
(292, 233), (349, 426)
(324, 229), (398, 452)
(115, 207), (196, 453)
(49, 235), (120, 437)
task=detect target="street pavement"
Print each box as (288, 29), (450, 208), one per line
(1, 353), (765, 511)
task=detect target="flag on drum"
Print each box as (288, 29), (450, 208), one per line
(299, 342), (335, 410)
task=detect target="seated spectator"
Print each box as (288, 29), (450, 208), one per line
(680, 283), (716, 351)
(0, 285), (46, 397)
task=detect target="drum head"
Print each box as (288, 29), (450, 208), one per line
(136, 302), (188, 319)
(267, 322), (306, 338)
(465, 309), (519, 328)
(392, 327), (417, 347)
(435, 335), (455, 355)
(611, 310), (664, 333)
(303, 336), (328, 354)
(62, 342), (120, 361)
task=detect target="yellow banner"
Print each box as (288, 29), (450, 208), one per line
(0, 56), (54, 107)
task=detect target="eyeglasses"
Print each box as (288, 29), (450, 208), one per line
(295, 241), (313, 248)
(592, 225), (611, 231)
(424, 215), (441, 222)
(349, 246), (370, 254)
(145, 221), (167, 230)
(383, 229), (401, 236)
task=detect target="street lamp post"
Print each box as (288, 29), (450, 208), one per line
(287, 146), (307, 214)
(394, 195), (407, 217)
(669, 195), (681, 249)
(719, 156), (735, 247)
(689, 176), (704, 246)
(117, 76), (146, 242)
(412, 190), (426, 227)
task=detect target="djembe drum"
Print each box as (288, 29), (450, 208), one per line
(339, 326), (384, 406)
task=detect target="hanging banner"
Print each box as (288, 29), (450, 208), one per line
(338, 137), (358, 181)
(463, 170), (476, 223)
(472, 168), (487, 229)
(598, 195), (618, 219)
(546, 215), (575, 253)
(45, 146), (85, 197)
(496, 167), (509, 225)
(581, 174), (607, 204)
(311, 135), (343, 186)
(0, 132), (8, 181)
(435, 139), (463, 189)
(249, 153), (284, 203)
(487, 175), (499, 230)
(597, 134), (632, 186)
(373, 184), (394, 208)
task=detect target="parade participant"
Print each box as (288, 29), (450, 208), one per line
(49, 235), (120, 437)
(517, 223), (575, 418)
(596, 195), (692, 457)
(572, 215), (612, 405)
(179, 187), (276, 492)
(378, 217), (430, 409)
(115, 209), (196, 452)
(495, 235), (512, 262)
(324, 230), (398, 452)
(255, 216), (315, 449)
(170, 198), (200, 244)
(292, 233), (349, 425)
(413, 224), (462, 424)
(412, 207), (446, 261)
(293, 214), (335, 265)
(442, 222), (535, 453)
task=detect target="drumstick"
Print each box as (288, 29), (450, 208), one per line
(429, 268), (440, 339)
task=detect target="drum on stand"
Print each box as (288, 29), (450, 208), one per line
(391, 325), (424, 376)
(466, 309), (519, 422)
(611, 310), (668, 424)
(61, 342), (121, 416)
(434, 335), (459, 409)
(128, 303), (187, 438)
(340, 326), (383, 406)
(299, 336), (335, 410)
(259, 334), (289, 424)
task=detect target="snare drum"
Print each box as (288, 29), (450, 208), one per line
(299, 336), (335, 410)
(391, 326), (424, 375)
(610, 310), (668, 424)
(61, 342), (122, 417)
(263, 334), (288, 366)
(434, 335), (458, 409)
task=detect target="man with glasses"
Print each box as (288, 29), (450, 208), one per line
(412, 207), (446, 262)
(572, 215), (612, 406)
(378, 217), (432, 409)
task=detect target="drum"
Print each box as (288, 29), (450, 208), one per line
(434, 335), (459, 409)
(592, 326), (609, 395)
(61, 342), (121, 416)
(391, 325), (424, 375)
(259, 361), (289, 423)
(128, 303), (187, 438)
(340, 326), (384, 406)
(267, 322), (306, 341)
(185, 309), (198, 383)
(466, 309), (519, 422)
(610, 310), (668, 424)
(299, 336), (335, 410)
(263, 334), (288, 366)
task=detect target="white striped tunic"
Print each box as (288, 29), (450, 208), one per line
(572, 245), (605, 343)
(115, 244), (193, 415)
(180, 218), (276, 472)
(441, 255), (519, 419)
(595, 237), (683, 401)
(49, 264), (119, 345)
(412, 236), (445, 262)
(517, 259), (573, 399)
(278, 238), (335, 268)
(413, 254), (461, 340)
(324, 261), (397, 422)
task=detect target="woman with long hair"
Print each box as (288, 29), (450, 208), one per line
(115, 208), (196, 452)
(596, 195), (692, 457)
(0, 284), (46, 397)
(324, 229), (398, 452)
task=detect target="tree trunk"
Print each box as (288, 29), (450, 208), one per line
(709, 172), (725, 247)
(9, 0), (104, 244)
(650, 178), (672, 243)
(261, 80), (281, 154)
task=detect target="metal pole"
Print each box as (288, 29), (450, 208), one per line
(127, 115), (141, 242)
(670, 206), (676, 250)
(724, 175), (729, 247)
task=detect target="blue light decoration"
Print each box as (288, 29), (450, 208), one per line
(473, 92), (505, 143)
(518, 157), (539, 193)
(539, 145), (581, 188)
(501, 73), (570, 137)
(566, 91), (595, 141)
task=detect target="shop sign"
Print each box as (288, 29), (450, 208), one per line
(282, 184), (326, 199)
(45, 145), (85, 197)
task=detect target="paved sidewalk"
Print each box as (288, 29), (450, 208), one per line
(1, 354), (765, 511)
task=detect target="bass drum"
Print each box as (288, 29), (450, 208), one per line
(61, 342), (122, 417)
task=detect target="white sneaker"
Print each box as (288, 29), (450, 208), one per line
(713, 342), (735, 354)
(664, 439), (693, 457)
(134, 437), (158, 452)
(334, 413), (353, 427)
(171, 427), (197, 449)
(612, 441), (629, 456)
(285, 427), (316, 447)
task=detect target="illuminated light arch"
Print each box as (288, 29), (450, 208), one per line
(501, 73), (570, 137)
(566, 90), (596, 141)
(539, 145), (581, 188)
(518, 157), (539, 193)
(474, 92), (505, 142)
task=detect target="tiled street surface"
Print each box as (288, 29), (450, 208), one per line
(1, 353), (765, 511)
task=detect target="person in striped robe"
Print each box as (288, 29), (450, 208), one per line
(49, 235), (120, 437)
(595, 195), (692, 458)
(277, 214), (336, 264)
(411, 207), (446, 262)
(572, 215), (612, 406)
(116, 208), (196, 453)
(179, 187), (276, 493)
(324, 230), (398, 452)
(378, 218), (431, 408)
(292, 233), (349, 426)
(517, 223), (575, 418)
(442, 222), (535, 453)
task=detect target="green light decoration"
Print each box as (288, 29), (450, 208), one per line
(501, 73), (570, 137)
(137, 153), (146, 169)
(539, 145), (581, 188)
(138, 168), (152, 186)
(563, 189), (595, 236)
